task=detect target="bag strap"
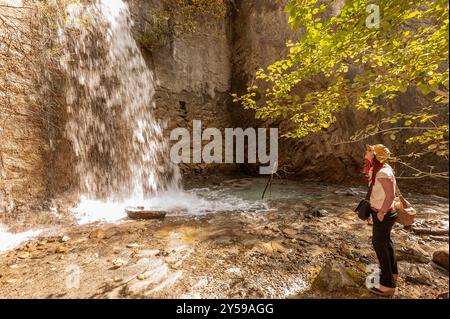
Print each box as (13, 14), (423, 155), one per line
(365, 165), (380, 200)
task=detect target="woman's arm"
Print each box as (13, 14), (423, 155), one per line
(376, 177), (395, 221)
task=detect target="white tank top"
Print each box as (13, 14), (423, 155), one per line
(368, 164), (397, 210)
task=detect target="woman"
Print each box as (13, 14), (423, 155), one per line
(363, 144), (398, 297)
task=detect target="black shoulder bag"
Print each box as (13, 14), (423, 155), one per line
(354, 180), (375, 220)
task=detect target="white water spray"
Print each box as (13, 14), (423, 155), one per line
(57, 0), (180, 204)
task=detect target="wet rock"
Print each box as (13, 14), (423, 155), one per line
(137, 274), (147, 280)
(437, 291), (449, 299)
(429, 236), (449, 243)
(295, 234), (315, 245)
(5, 278), (19, 285)
(125, 207), (167, 220)
(312, 261), (358, 292)
(339, 244), (354, 259)
(293, 204), (309, 212)
(170, 207), (188, 215)
(406, 265), (433, 286)
(37, 240), (47, 246)
(89, 229), (105, 240)
(18, 252), (30, 259)
(255, 241), (289, 254)
(126, 243), (140, 249)
(282, 228), (297, 239)
(55, 245), (68, 254)
(396, 245), (430, 264)
(413, 227), (449, 236)
(339, 211), (357, 220)
(46, 236), (60, 243)
(358, 257), (370, 265)
(111, 258), (127, 269)
(264, 224), (280, 232)
(25, 241), (37, 250)
(307, 207), (328, 218)
(432, 250), (449, 272)
(334, 190), (358, 196)
(61, 236), (71, 242)
(226, 267), (241, 274)
(136, 249), (160, 258)
(103, 228), (118, 239)
(31, 253), (46, 259)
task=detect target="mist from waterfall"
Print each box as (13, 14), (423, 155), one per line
(56, 0), (181, 203)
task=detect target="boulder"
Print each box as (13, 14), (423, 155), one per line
(339, 211), (357, 220)
(282, 228), (298, 239)
(89, 229), (105, 239)
(405, 265), (433, 286)
(312, 261), (359, 292)
(254, 241), (289, 254)
(125, 207), (167, 220)
(396, 245), (430, 264)
(432, 250), (449, 271)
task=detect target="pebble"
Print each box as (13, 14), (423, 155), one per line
(6, 278), (18, 284)
(56, 246), (68, 253)
(112, 258), (126, 269)
(282, 228), (297, 239)
(137, 274), (147, 280)
(18, 252), (30, 259)
(61, 236), (71, 242)
(126, 243), (140, 249)
(89, 229), (105, 239)
(308, 207), (328, 218)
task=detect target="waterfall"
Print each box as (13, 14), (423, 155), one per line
(56, 0), (181, 203)
(53, 0), (265, 224)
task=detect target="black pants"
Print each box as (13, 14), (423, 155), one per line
(371, 209), (398, 288)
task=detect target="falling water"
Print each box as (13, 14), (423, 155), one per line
(56, 0), (180, 202)
(53, 0), (267, 224)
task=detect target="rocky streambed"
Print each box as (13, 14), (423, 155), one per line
(0, 178), (448, 299)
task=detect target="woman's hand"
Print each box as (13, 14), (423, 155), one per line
(378, 177), (395, 215)
(377, 210), (385, 222)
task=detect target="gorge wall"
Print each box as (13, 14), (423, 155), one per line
(0, 2), (51, 215)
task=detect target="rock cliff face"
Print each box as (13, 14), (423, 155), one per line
(126, 0), (237, 176)
(0, 3), (50, 215)
(0, 97), (50, 215)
